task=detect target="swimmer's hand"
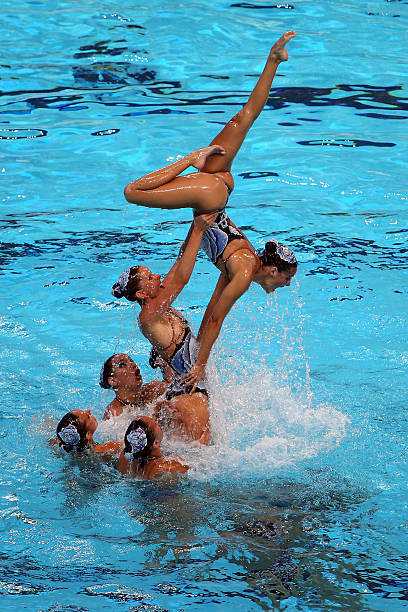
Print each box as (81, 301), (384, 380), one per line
(181, 364), (206, 393)
(190, 146), (226, 171)
(193, 211), (218, 232)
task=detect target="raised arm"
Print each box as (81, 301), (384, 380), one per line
(142, 212), (217, 319)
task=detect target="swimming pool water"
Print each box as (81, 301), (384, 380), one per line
(1, 0), (407, 610)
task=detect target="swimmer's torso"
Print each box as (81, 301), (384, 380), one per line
(200, 172), (259, 278)
(139, 306), (187, 361)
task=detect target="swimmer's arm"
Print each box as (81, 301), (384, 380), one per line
(150, 458), (189, 477)
(141, 381), (168, 405)
(103, 401), (123, 421)
(117, 451), (129, 474)
(142, 214), (217, 318)
(178, 221), (194, 257)
(93, 441), (123, 454)
(197, 272), (230, 338)
(182, 271), (253, 390)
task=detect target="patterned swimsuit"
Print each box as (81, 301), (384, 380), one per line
(200, 186), (246, 264)
(149, 310), (208, 400)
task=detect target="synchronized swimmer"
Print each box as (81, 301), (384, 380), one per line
(112, 213), (216, 444)
(54, 31), (298, 479)
(122, 31), (297, 392)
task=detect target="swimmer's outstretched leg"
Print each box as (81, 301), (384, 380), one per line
(200, 30), (296, 176)
(124, 31), (296, 212)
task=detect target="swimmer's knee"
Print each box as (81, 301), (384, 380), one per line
(230, 107), (254, 130)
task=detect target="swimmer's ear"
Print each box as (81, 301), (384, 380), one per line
(261, 264), (278, 276)
(135, 289), (146, 301)
(107, 375), (117, 389)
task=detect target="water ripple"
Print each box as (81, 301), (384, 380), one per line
(0, 230), (406, 273)
(297, 139), (396, 148)
(230, 2), (294, 8)
(0, 128), (47, 139)
(1, 83), (406, 119)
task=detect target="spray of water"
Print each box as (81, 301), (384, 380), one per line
(97, 286), (348, 481)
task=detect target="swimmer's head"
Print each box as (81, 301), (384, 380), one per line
(112, 266), (161, 303)
(56, 409), (98, 453)
(99, 353), (143, 390)
(123, 416), (163, 465)
(257, 239), (297, 294)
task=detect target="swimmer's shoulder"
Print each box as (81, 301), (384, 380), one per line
(146, 455), (189, 478)
(224, 247), (259, 278)
(93, 440), (123, 455)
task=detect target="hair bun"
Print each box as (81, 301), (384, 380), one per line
(112, 269), (131, 299)
(260, 238), (297, 269)
(61, 442), (74, 453)
(265, 239), (279, 253)
(111, 282), (124, 298)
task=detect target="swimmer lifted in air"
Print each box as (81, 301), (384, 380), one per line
(123, 32), (298, 392)
(112, 212), (217, 444)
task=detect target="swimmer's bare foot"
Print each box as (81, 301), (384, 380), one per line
(191, 145), (226, 171)
(269, 31), (296, 63)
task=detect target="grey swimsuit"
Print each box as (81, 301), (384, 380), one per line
(149, 311), (208, 400)
(201, 186), (245, 264)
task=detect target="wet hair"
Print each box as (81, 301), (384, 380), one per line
(99, 354), (116, 389)
(111, 266), (142, 302)
(260, 239), (297, 272)
(123, 419), (156, 467)
(56, 412), (88, 453)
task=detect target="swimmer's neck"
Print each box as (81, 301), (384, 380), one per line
(115, 388), (143, 406)
(252, 260), (266, 282)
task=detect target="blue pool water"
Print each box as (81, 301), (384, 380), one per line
(1, 0), (407, 609)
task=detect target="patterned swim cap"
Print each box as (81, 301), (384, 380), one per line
(58, 424), (80, 447)
(112, 269), (130, 298)
(124, 427), (148, 460)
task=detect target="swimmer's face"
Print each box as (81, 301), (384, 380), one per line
(108, 354), (143, 390)
(135, 266), (162, 300)
(260, 266), (297, 294)
(71, 409), (98, 435)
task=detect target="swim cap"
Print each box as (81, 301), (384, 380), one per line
(112, 269), (130, 298)
(58, 424), (80, 447)
(262, 239), (297, 266)
(124, 427), (148, 460)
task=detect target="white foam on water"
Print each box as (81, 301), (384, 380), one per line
(182, 366), (348, 480)
(97, 289), (349, 481)
(96, 368), (348, 482)
(96, 402), (158, 443)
